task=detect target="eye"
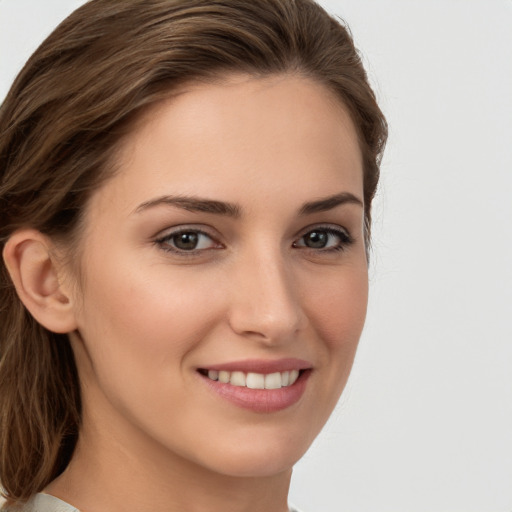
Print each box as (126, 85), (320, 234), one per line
(293, 226), (353, 252)
(155, 228), (220, 253)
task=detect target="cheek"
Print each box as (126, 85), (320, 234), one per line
(305, 262), (368, 349)
(73, 250), (223, 386)
(72, 257), (228, 438)
(302, 259), (368, 409)
(83, 242), (209, 322)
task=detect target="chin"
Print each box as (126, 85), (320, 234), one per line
(186, 425), (316, 479)
(203, 449), (301, 479)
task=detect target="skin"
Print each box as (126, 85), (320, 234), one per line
(43, 74), (368, 512)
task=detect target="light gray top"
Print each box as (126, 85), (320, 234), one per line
(4, 494), (79, 512)
(5, 493), (303, 512)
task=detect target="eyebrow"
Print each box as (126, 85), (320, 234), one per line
(134, 191), (363, 217)
(134, 195), (242, 217)
(298, 192), (364, 215)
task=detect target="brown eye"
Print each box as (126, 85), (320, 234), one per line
(156, 229), (219, 253)
(173, 232), (200, 250)
(303, 230), (329, 249)
(294, 226), (353, 252)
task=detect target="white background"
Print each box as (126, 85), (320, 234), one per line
(1, 1), (511, 511)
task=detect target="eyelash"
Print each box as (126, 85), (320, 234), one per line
(154, 228), (220, 256)
(292, 226), (354, 253)
(154, 225), (354, 256)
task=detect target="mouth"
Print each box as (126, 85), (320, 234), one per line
(197, 368), (304, 389)
(196, 360), (312, 413)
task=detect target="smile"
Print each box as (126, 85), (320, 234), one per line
(197, 360), (312, 413)
(201, 369), (301, 389)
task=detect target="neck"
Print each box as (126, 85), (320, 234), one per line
(45, 402), (292, 512)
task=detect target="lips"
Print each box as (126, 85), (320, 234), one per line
(197, 358), (312, 413)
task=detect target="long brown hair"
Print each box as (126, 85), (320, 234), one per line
(0, 0), (387, 503)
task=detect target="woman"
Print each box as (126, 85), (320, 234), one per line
(0, 0), (387, 511)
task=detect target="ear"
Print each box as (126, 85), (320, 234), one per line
(2, 229), (78, 334)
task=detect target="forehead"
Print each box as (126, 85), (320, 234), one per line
(88, 73), (363, 219)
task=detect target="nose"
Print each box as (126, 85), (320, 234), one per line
(227, 248), (306, 345)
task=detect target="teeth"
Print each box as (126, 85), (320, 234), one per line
(246, 372), (265, 389)
(265, 372), (282, 389)
(205, 369), (302, 389)
(218, 370), (230, 383)
(230, 371), (246, 387)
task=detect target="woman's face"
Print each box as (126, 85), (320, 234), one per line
(68, 74), (367, 478)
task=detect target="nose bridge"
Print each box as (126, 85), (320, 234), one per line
(228, 243), (304, 344)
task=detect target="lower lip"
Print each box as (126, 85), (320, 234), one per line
(199, 370), (311, 413)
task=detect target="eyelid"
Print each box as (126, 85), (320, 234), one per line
(154, 225), (223, 255)
(295, 223), (351, 238)
(152, 222), (354, 257)
(293, 224), (354, 251)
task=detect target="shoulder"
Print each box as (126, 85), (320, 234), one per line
(2, 494), (79, 512)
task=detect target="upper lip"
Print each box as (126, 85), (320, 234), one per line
(198, 358), (312, 374)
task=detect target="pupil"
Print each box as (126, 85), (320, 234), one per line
(175, 232), (198, 250)
(306, 231), (327, 248)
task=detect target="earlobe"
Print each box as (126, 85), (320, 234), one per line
(2, 230), (78, 334)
